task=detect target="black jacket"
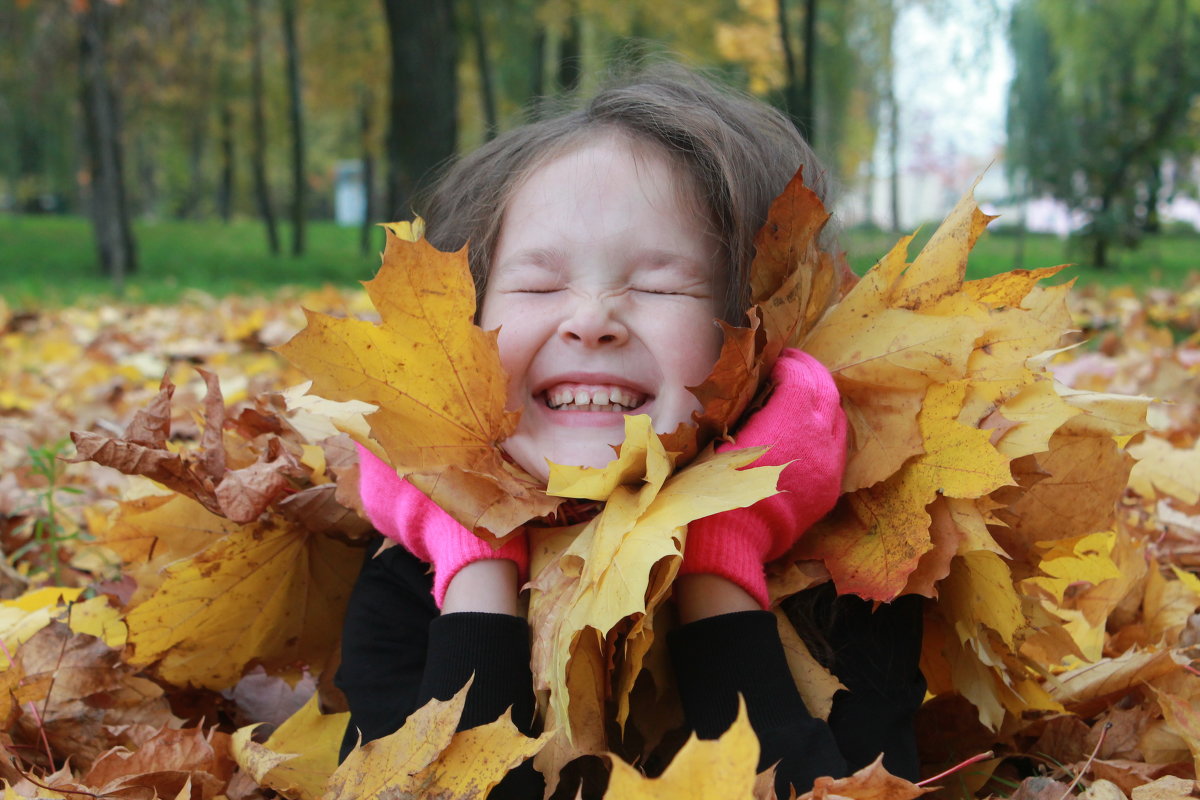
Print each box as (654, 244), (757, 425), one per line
(335, 537), (925, 798)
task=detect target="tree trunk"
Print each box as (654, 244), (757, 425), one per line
(217, 5), (236, 224)
(800, 0), (817, 145)
(887, 88), (900, 233)
(528, 24), (547, 120)
(217, 103), (235, 222)
(381, 0), (458, 220)
(281, 0), (306, 256)
(178, 119), (206, 219)
(883, 11), (900, 233)
(557, 11), (581, 93)
(249, 0), (280, 254)
(776, 0), (816, 141)
(359, 87), (376, 256)
(469, 0), (497, 140)
(78, 0), (137, 286)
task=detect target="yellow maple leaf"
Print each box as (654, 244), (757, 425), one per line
(123, 501), (362, 689)
(277, 228), (558, 538)
(1021, 531), (1124, 606)
(530, 415), (781, 747)
(799, 380), (1012, 599)
(602, 700), (760, 800)
(232, 692), (349, 800)
(325, 678), (550, 800)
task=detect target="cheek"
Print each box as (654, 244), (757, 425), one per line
(664, 310), (723, 384)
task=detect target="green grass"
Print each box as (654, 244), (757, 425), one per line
(843, 224), (1200, 290)
(2, 214), (1197, 308)
(0, 214), (381, 308)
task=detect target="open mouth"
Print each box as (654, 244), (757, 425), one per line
(542, 383), (648, 412)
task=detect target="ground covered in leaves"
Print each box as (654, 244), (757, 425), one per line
(1, 266), (1200, 800)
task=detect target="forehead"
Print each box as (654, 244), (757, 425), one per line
(505, 131), (711, 226)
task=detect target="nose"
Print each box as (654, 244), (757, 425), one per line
(558, 295), (629, 347)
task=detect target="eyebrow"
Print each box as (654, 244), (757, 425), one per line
(497, 247), (564, 269)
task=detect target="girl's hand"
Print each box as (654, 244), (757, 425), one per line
(356, 443), (529, 610)
(678, 348), (847, 613)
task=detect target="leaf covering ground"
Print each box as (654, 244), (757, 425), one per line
(0, 180), (1199, 798)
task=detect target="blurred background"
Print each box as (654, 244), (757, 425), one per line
(1, 0), (1198, 305)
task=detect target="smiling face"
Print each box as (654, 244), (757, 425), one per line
(479, 134), (726, 482)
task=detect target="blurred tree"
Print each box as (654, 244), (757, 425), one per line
(1007, 0), (1200, 267)
(280, 0), (306, 255)
(776, 0), (818, 142)
(78, 0), (137, 285)
(249, 0), (281, 254)
(381, 0), (457, 220)
(1, 2), (78, 214)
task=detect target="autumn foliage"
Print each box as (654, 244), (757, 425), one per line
(1, 174), (1199, 799)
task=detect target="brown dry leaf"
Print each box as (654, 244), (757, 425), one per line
(1154, 690), (1200, 779)
(123, 505), (362, 689)
(71, 372), (298, 524)
(82, 726), (232, 800)
(602, 700), (760, 799)
(276, 229), (558, 537)
(797, 755), (930, 800)
(993, 432), (1135, 562)
(10, 621), (179, 771)
(231, 692), (347, 800)
(325, 678), (549, 800)
(1051, 648), (1187, 713)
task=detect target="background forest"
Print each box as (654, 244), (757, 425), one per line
(3, 0), (1197, 304)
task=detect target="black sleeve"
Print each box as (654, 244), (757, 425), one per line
(334, 535), (543, 799)
(668, 610), (849, 797)
(824, 591), (925, 781)
(335, 537), (439, 761)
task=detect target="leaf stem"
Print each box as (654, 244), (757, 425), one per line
(916, 750), (995, 787)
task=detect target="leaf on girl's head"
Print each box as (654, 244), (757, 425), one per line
(276, 230), (559, 537)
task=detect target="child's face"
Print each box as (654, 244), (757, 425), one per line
(480, 135), (725, 482)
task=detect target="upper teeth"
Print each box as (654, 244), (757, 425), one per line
(546, 385), (644, 410)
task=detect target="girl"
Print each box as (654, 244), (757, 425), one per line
(335, 66), (925, 799)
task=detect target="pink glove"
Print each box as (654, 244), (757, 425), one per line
(356, 443), (529, 608)
(679, 349), (847, 609)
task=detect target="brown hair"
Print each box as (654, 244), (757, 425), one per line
(418, 64), (831, 323)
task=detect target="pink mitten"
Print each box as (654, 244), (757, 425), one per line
(356, 443), (529, 607)
(679, 349), (847, 609)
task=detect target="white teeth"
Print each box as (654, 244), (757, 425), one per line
(544, 384), (645, 410)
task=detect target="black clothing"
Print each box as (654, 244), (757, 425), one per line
(336, 537), (925, 798)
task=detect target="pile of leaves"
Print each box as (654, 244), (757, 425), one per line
(1, 179), (1199, 799)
